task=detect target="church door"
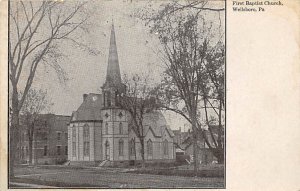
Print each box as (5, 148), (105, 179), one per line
(105, 141), (110, 160)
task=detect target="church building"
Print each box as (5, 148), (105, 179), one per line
(68, 23), (175, 166)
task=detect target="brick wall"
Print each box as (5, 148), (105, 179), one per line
(19, 114), (70, 165)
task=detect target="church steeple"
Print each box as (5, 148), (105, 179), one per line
(102, 21), (126, 108)
(104, 21), (122, 87)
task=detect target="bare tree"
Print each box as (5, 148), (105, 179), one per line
(139, 3), (225, 174)
(118, 74), (156, 168)
(9, 1), (90, 178)
(135, 0), (225, 27)
(161, 0), (225, 13)
(202, 43), (225, 164)
(19, 88), (53, 165)
(157, 14), (209, 174)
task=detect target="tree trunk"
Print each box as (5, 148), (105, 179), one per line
(192, 133), (198, 176)
(140, 138), (145, 169)
(217, 99), (224, 164)
(217, 98), (223, 148)
(217, 152), (224, 164)
(28, 137), (33, 165)
(134, 138), (137, 161)
(213, 148), (224, 164)
(28, 121), (35, 165)
(10, 110), (19, 178)
(9, 123), (16, 179)
(191, 108), (199, 176)
(10, 90), (20, 179)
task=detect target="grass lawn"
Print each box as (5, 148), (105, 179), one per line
(10, 165), (225, 188)
(127, 164), (224, 177)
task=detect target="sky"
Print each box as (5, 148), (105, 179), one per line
(18, 0), (225, 131)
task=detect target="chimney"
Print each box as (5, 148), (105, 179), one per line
(83, 94), (88, 101)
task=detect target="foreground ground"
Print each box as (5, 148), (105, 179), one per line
(10, 165), (224, 188)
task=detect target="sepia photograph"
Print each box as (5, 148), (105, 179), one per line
(8, 0), (225, 188)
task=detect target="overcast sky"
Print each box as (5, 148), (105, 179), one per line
(26, 0), (225, 131)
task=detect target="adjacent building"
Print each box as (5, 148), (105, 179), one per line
(68, 23), (175, 166)
(19, 114), (70, 165)
(173, 127), (189, 146)
(174, 125), (224, 164)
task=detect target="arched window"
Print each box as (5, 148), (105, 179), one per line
(105, 140), (110, 160)
(163, 139), (168, 155)
(106, 123), (109, 134)
(107, 91), (111, 106)
(83, 124), (90, 156)
(119, 139), (124, 156)
(119, 122), (123, 134)
(83, 125), (89, 138)
(115, 91), (119, 106)
(129, 139), (135, 156)
(147, 139), (153, 156)
(103, 92), (106, 106)
(72, 128), (76, 157)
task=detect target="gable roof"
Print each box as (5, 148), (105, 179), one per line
(165, 126), (175, 137)
(146, 126), (162, 138)
(144, 111), (175, 138)
(71, 93), (103, 122)
(142, 111), (164, 137)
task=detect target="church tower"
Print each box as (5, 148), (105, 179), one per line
(101, 22), (129, 163)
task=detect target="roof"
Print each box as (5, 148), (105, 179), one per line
(143, 111), (174, 138)
(165, 126), (175, 137)
(127, 111), (174, 138)
(71, 93), (103, 122)
(71, 96), (174, 138)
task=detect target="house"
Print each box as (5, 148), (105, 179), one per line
(179, 125), (224, 164)
(19, 114), (70, 165)
(68, 22), (175, 166)
(173, 127), (189, 148)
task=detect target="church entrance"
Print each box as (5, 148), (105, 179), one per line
(105, 141), (110, 160)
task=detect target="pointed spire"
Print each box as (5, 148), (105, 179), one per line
(104, 20), (122, 87)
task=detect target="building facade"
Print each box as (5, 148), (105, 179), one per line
(19, 114), (70, 165)
(68, 23), (175, 166)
